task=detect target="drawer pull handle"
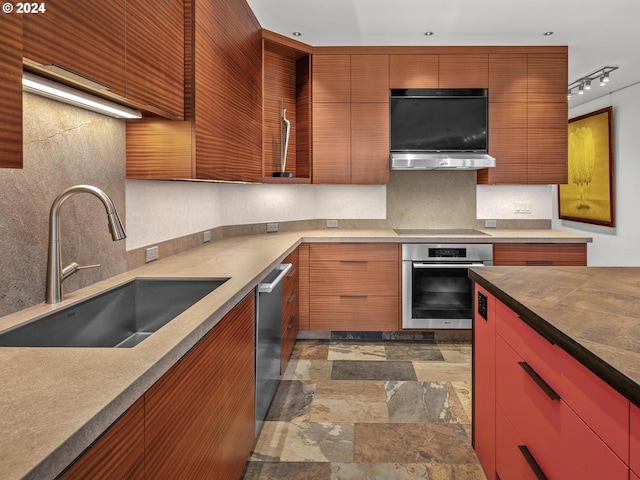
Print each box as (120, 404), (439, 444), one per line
(287, 268), (297, 278)
(517, 316), (555, 345)
(287, 292), (296, 304)
(518, 445), (548, 480)
(525, 260), (554, 266)
(518, 362), (560, 401)
(339, 260), (368, 264)
(340, 295), (368, 299)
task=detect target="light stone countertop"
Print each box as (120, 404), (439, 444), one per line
(0, 228), (591, 480)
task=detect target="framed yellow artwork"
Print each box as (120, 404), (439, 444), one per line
(559, 106), (615, 227)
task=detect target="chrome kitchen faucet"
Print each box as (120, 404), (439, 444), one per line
(45, 185), (126, 304)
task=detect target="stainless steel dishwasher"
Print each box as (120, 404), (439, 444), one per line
(255, 263), (292, 436)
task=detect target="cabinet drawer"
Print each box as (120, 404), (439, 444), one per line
(632, 403), (640, 474)
(495, 404), (539, 480)
(310, 260), (398, 296)
(310, 296), (398, 331)
(496, 335), (628, 480)
(310, 243), (399, 262)
(493, 243), (586, 266)
(495, 300), (630, 462)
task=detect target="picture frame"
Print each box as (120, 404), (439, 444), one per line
(559, 106), (615, 227)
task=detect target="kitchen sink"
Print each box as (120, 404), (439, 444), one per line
(0, 278), (228, 348)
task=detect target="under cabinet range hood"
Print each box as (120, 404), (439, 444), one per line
(389, 88), (495, 170)
(390, 152), (496, 170)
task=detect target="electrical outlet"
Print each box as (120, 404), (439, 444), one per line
(203, 230), (211, 243)
(326, 219), (338, 228)
(145, 246), (159, 263)
(484, 220), (497, 228)
(267, 223), (279, 233)
(515, 201), (532, 214)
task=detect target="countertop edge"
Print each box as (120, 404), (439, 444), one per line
(469, 269), (640, 408)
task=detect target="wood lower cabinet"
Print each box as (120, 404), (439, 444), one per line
(308, 243), (399, 331)
(145, 293), (255, 479)
(493, 243), (587, 266)
(0, 13), (22, 169)
(58, 398), (145, 480)
(282, 249), (300, 372)
(474, 285), (631, 480)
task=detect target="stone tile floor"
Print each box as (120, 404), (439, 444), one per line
(242, 339), (487, 479)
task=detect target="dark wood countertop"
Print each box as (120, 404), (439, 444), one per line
(469, 266), (640, 408)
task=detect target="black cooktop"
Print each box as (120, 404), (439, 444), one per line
(394, 229), (490, 237)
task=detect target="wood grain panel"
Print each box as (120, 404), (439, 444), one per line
(439, 54), (488, 88)
(310, 243), (399, 262)
(125, 0), (185, 119)
(194, 24), (227, 180)
(493, 243), (587, 266)
(194, 0), (227, 49)
(296, 56), (312, 178)
(312, 55), (351, 103)
(23, 1), (126, 96)
(481, 102), (528, 184)
(528, 54), (568, 104)
(0, 13), (22, 169)
(312, 103), (351, 183)
(282, 249), (299, 371)
(527, 102), (568, 184)
(488, 54), (527, 103)
(298, 243), (310, 330)
(126, 119), (192, 179)
(310, 261), (398, 296)
(315, 46), (568, 56)
(145, 294), (254, 479)
(58, 398), (144, 480)
(263, 49), (298, 175)
(309, 296), (399, 331)
(389, 54), (438, 88)
(351, 55), (389, 103)
(351, 103), (389, 184)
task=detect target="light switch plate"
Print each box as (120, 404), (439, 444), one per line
(267, 223), (279, 233)
(515, 201), (532, 214)
(203, 230), (211, 243)
(145, 246), (159, 263)
(484, 220), (497, 228)
(326, 219), (338, 228)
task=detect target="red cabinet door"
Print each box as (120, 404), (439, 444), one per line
(631, 403), (640, 475)
(495, 404), (539, 480)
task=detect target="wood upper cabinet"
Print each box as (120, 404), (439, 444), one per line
(493, 243), (587, 266)
(479, 51), (568, 185)
(58, 398), (145, 480)
(351, 55), (389, 102)
(312, 55), (350, 103)
(125, 0), (185, 119)
(145, 294), (255, 479)
(23, 1), (126, 96)
(0, 13), (22, 169)
(312, 54), (389, 184)
(438, 54), (488, 88)
(389, 54), (438, 88)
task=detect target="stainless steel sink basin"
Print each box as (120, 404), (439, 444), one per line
(0, 278), (228, 348)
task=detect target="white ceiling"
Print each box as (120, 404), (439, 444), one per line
(247, 0), (640, 107)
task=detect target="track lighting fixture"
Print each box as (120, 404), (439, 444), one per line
(568, 66), (618, 101)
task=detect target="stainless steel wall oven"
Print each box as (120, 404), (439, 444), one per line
(402, 244), (492, 329)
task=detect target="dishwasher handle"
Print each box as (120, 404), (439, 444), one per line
(258, 263), (293, 293)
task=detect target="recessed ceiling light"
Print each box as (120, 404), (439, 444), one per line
(543, 31), (554, 36)
(424, 31), (434, 36)
(292, 31), (302, 36)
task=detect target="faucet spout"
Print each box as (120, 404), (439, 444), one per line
(46, 185), (126, 304)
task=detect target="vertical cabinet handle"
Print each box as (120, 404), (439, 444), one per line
(518, 445), (548, 480)
(518, 362), (560, 401)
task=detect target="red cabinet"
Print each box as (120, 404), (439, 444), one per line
(473, 284), (632, 480)
(473, 286), (496, 479)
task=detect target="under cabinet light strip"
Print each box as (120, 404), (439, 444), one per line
(22, 72), (142, 119)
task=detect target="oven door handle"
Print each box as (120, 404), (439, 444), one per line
(412, 262), (487, 268)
